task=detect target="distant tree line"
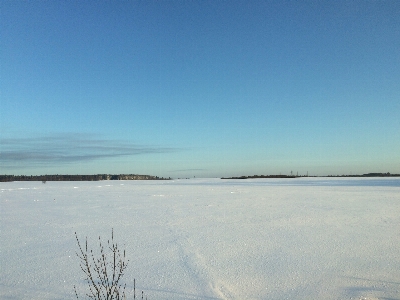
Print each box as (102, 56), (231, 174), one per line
(327, 173), (399, 177)
(0, 174), (171, 182)
(221, 175), (298, 179)
(221, 173), (400, 179)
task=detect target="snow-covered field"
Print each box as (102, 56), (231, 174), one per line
(1, 178), (399, 300)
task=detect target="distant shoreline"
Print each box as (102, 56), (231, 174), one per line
(1, 173), (399, 182)
(0, 174), (171, 182)
(221, 173), (400, 179)
(221, 175), (297, 179)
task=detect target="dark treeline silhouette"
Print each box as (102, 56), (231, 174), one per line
(221, 173), (399, 179)
(0, 174), (171, 182)
(327, 172), (400, 177)
(221, 175), (298, 179)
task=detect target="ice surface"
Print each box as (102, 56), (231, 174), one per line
(1, 178), (399, 300)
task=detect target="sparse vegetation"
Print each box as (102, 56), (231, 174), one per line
(74, 229), (148, 300)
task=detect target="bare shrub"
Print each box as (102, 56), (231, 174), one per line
(74, 229), (148, 299)
(74, 229), (129, 299)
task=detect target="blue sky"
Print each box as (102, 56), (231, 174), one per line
(1, 0), (399, 178)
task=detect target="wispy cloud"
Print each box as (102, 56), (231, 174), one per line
(0, 133), (179, 168)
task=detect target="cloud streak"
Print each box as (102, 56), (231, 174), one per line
(0, 133), (179, 168)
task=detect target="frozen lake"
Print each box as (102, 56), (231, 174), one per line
(1, 178), (399, 300)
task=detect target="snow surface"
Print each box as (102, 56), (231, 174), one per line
(1, 177), (399, 300)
